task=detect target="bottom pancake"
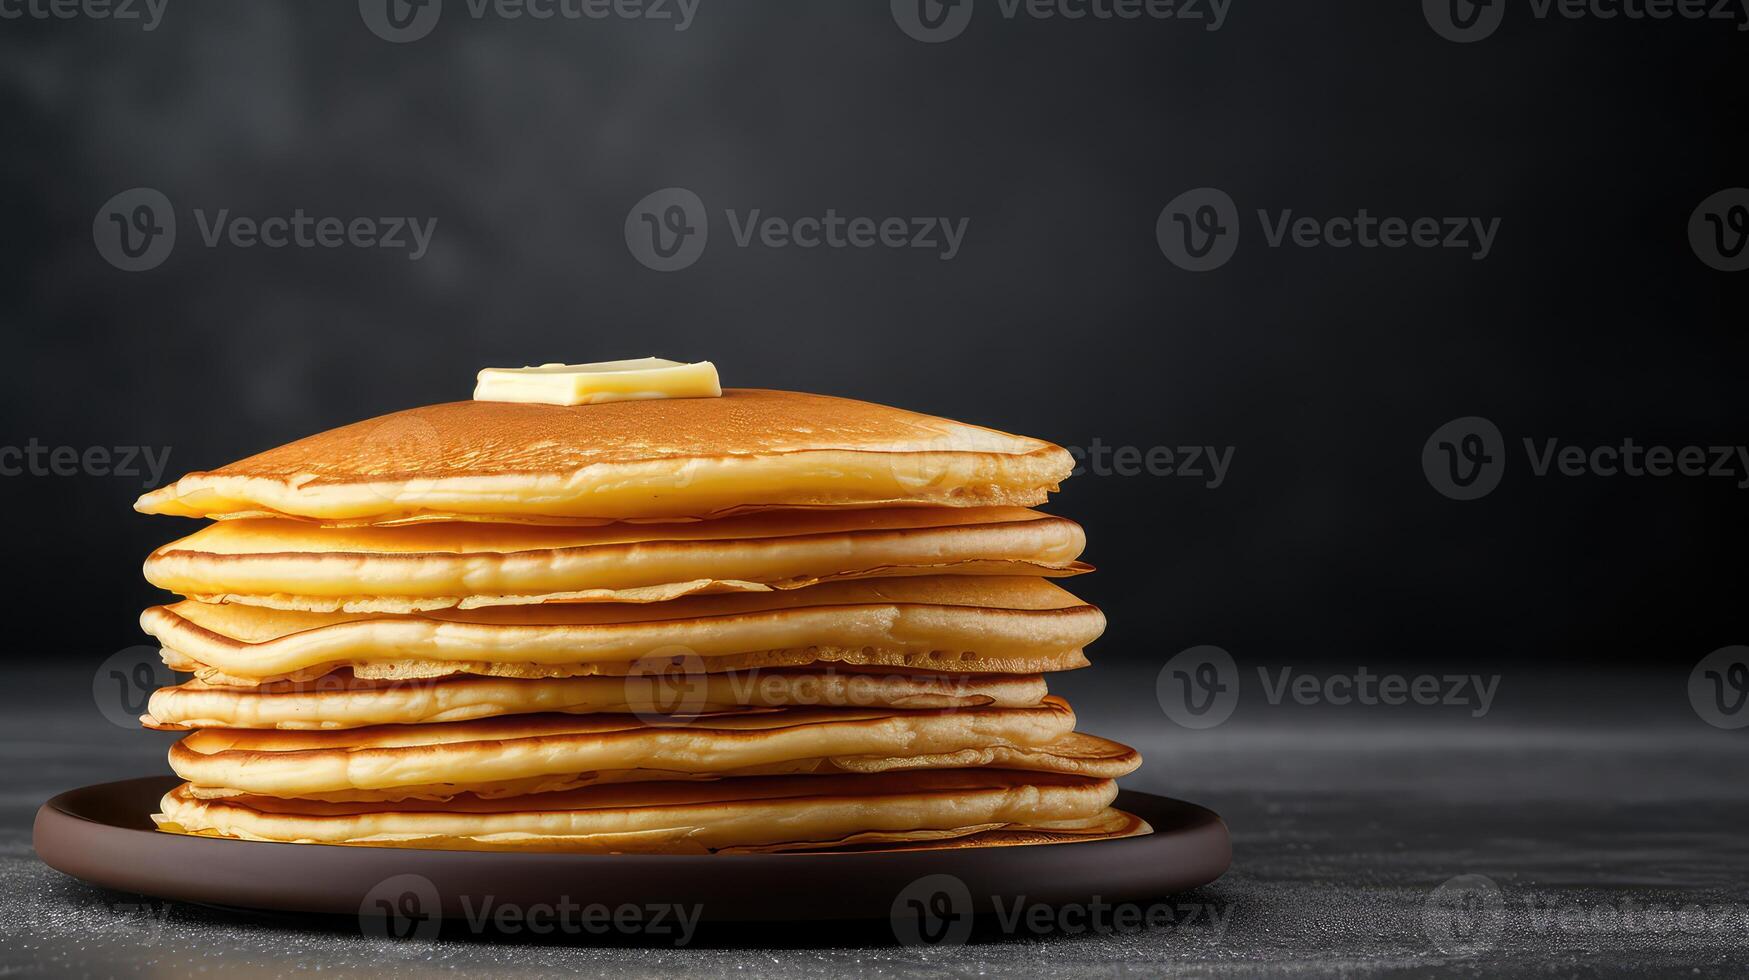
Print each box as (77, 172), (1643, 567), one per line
(154, 770), (1143, 854)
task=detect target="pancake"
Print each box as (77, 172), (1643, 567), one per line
(826, 807), (1152, 852)
(165, 697), (1140, 801)
(153, 770), (1130, 853)
(142, 506), (1090, 611)
(174, 727), (1141, 803)
(143, 669), (1053, 730)
(134, 390), (1075, 524)
(140, 576), (1103, 686)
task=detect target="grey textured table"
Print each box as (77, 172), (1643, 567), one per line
(4, 664), (1744, 978)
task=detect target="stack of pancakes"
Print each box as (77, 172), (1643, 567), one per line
(135, 388), (1144, 853)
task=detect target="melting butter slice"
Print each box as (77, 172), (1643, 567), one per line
(473, 358), (721, 406)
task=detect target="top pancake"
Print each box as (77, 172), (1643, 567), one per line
(134, 390), (1074, 524)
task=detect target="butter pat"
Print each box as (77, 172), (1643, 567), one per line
(474, 358), (722, 406)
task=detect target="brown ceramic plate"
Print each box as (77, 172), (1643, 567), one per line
(35, 777), (1229, 930)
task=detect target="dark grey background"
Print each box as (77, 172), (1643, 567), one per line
(3, 6), (1748, 977)
(1, 0), (1745, 673)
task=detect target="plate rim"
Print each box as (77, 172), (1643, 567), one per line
(35, 775), (1231, 923)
